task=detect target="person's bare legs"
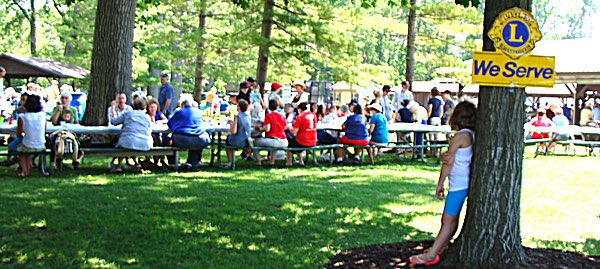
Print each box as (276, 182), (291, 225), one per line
(286, 151), (293, 166)
(18, 156), (28, 176)
(269, 150), (276, 165)
(410, 213), (459, 262)
(226, 149), (234, 164)
(296, 152), (304, 166)
(367, 148), (374, 164)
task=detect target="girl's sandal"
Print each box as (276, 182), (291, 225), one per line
(409, 253), (440, 266)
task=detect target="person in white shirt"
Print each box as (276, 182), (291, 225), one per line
(110, 97), (154, 172)
(107, 92), (133, 126)
(16, 94), (46, 177)
(392, 81), (414, 118)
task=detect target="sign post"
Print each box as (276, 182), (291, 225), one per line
(472, 7), (555, 88)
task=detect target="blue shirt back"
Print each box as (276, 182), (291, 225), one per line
(167, 106), (205, 135)
(228, 112), (251, 148)
(159, 83), (174, 116)
(428, 98), (443, 118)
(369, 113), (389, 143)
(344, 114), (368, 140)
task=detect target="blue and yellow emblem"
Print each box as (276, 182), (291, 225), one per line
(488, 7), (542, 59)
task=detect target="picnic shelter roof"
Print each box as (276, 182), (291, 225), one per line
(0, 53), (90, 79)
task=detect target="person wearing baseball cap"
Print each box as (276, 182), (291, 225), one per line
(347, 99), (359, 114)
(237, 81), (252, 104)
(267, 82), (285, 113)
(367, 103), (388, 163)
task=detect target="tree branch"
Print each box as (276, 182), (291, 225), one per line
(52, 0), (65, 18)
(10, 0), (31, 21)
(272, 20), (334, 60)
(273, 3), (306, 17)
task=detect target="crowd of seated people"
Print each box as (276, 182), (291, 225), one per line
(2, 76), (470, 175)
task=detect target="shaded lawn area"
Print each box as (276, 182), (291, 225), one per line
(0, 153), (598, 268)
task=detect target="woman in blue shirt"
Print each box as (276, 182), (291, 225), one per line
(334, 104), (369, 165)
(225, 100), (252, 169)
(367, 103), (388, 164)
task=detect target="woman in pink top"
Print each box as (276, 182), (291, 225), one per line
(527, 110), (555, 139)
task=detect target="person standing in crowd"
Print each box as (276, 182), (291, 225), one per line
(168, 98), (211, 171)
(291, 81), (309, 110)
(51, 92), (79, 125)
(224, 100), (252, 169)
(441, 90), (455, 125)
(562, 104), (573, 123)
(253, 99), (289, 167)
(205, 88), (217, 119)
(408, 100), (429, 157)
(237, 82), (252, 104)
(392, 81), (414, 116)
(107, 92), (133, 125)
(159, 74), (174, 117)
(427, 88), (444, 156)
(580, 103), (593, 126)
(367, 103), (388, 163)
(14, 95), (46, 177)
(110, 97), (154, 172)
(335, 104), (369, 165)
(286, 102), (317, 167)
(45, 80), (60, 105)
(380, 85), (393, 122)
(409, 101), (477, 266)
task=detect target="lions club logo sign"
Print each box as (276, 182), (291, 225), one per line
(488, 7), (542, 59)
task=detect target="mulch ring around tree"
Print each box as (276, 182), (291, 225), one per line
(326, 240), (600, 269)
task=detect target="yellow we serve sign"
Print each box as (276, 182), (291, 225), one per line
(471, 51), (555, 87)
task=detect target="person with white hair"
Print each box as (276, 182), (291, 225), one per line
(167, 97), (211, 171)
(51, 91), (79, 124)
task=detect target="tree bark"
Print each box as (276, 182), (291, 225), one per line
(83, 0), (136, 126)
(404, 0), (416, 88)
(171, 60), (183, 110)
(29, 0), (37, 56)
(149, 63), (161, 99)
(256, 0), (274, 94)
(194, 5), (207, 102)
(443, 1), (531, 268)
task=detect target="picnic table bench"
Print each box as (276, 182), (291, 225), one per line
(0, 149), (51, 176)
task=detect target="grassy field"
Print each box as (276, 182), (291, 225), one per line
(0, 152), (598, 268)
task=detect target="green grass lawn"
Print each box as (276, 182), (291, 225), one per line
(0, 151), (598, 268)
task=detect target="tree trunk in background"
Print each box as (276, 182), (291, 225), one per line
(256, 0), (274, 93)
(171, 60), (183, 108)
(29, 0), (37, 56)
(148, 63), (161, 99)
(83, 0), (136, 126)
(443, 0), (530, 268)
(194, 5), (207, 102)
(404, 0), (416, 87)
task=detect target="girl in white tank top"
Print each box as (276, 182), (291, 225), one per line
(410, 101), (477, 266)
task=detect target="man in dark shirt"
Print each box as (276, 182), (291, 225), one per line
(237, 82), (251, 104)
(159, 74), (174, 117)
(441, 90), (455, 125)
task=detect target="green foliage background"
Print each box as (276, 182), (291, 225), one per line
(0, 0), (594, 91)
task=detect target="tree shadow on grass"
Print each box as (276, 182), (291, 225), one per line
(531, 238), (600, 257)
(0, 166), (440, 268)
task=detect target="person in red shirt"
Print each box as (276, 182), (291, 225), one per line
(252, 99), (289, 166)
(286, 103), (317, 167)
(527, 110), (555, 153)
(527, 110), (555, 139)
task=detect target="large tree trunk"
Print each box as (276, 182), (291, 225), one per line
(443, 1), (531, 268)
(194, 4), (207, 102)
(256, 0), (274, 93)
(83, 0), (136, 126)
(404, 0), (416, 87)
